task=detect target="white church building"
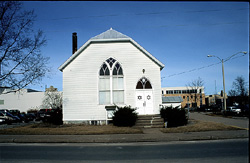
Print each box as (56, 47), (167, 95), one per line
(59, 28), (165, 124)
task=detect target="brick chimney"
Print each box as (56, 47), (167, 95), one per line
(72, 32), (77, 54)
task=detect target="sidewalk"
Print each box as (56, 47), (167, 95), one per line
(0, 113), (248, 143)
(189, 112), (249, 129)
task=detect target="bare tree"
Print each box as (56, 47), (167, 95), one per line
(0, 1), (49, 90)
(42, 86), (62, 109)
(228, 76), (248, 105)
(186, 77), (204, 108)
(229, 76), (248, 97)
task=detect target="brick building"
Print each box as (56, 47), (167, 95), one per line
(162, 87), (205, 108)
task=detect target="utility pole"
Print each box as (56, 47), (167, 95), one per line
(207, 51), (247, 112)
(221, 59), (226, 112)
(215, 80), (217, 95)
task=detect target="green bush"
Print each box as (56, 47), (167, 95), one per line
(160, 106), (188, 127)
(112, 106), (138, 127)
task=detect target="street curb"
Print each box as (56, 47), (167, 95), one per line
(0, 130), (248, 143)
(228, 125), (249, 130)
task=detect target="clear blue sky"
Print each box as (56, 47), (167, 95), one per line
(22, 1), (249, 95)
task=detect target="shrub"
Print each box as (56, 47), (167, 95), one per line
(160, 106), (188, 127)
(43, 108), (63, 125)
(112, 106), (138, 127)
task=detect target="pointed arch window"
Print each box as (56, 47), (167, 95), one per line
(99, 63), (110, 76)
(136, 77), (152, 89)
(113, 63), (123, 75)
(106, 58), (116, 68)
(99, 57), (124, 105)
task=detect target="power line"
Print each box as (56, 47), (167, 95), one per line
(158, 21), (247, 28)
(166, 62), (221, 78)
(42, 21), (248, 34)
(35, 7), (249, 21)
(165, 53), (247, 78)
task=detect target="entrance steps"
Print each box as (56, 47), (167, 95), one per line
(134, 114), (164, 128)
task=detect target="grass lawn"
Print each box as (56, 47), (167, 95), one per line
(0, 123), (143, 135)
(0, 119), (245, 135)
(160, 119), (245, 133)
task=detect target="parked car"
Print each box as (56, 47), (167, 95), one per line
(227, 106), (241, 115)
(36, 109), (52, 121)
(0, 112), (15, 124)
(9, 109), (20, 116)
(0, 109), (10, 113)
(26, 113), (37, 121)
(9, 109), (31, 123)
(0, 118), (6, 124)
(0, 117), (12, 124)
(205, 108), (212, 112)
(8, 109), (28, 123)
(20, 113), (30, 123)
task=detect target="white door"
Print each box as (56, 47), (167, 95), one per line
(136, 90), (153, 115)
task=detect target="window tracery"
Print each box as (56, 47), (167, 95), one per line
(99, 57), (124, 104)
(136, 77), (152, 89)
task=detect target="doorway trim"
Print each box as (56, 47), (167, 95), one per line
(135, 77), (154, 115)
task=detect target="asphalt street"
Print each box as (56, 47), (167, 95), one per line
(0, 112), (249, 162)
(0, 139), (248, 163)
(0, 112), (249, 143)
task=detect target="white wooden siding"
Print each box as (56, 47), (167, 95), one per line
(62, 42), (162, 121)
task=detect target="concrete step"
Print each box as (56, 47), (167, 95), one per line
(136, 121), (163, 125)
(134, 124), (164, 128)
(137, 115), (161, 120)
(135, 115), (164, 128)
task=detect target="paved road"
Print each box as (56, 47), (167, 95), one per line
(0, 139), (248, 163)
(189, 112), (249, 129)
(0, 112), (248, 143)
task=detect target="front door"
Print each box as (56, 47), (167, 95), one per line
(136, 90), (153, 115)
(135, 77), (154, 115)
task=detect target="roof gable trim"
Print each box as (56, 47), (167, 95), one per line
(59, 38), (165, 71)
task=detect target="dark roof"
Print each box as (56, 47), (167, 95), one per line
(27, 89), (41, 92)
(162, 96), (183, 103)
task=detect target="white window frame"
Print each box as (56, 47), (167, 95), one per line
(99, 58), (124, 105)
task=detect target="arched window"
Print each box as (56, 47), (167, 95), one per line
(106, 58), (116, 68)
(113, 63), (123, 75)
(99, 57), (124, 105)
(136, 77), (152, 89)
(99, 63), (110, 76)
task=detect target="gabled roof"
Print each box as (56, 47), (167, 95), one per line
(90, 28), (129, 40)
(59, 28), (164, 71)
